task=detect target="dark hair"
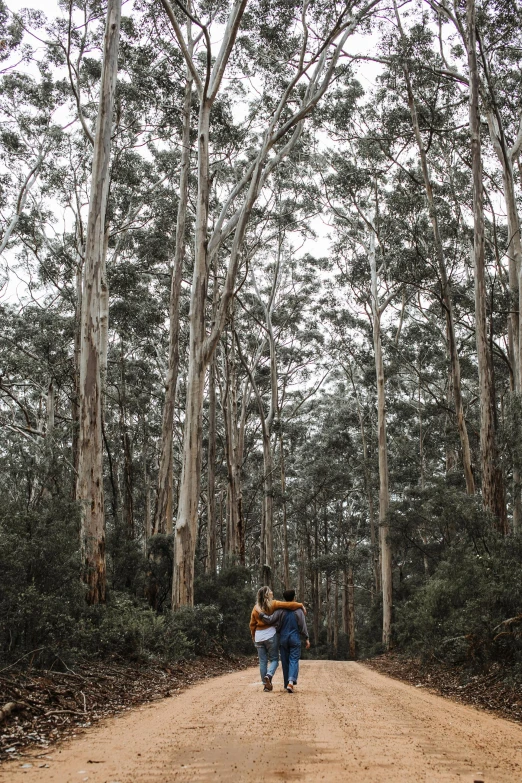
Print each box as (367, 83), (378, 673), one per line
(283, 589), (296, 601)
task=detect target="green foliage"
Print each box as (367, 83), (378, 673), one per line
(168, 606), (221, 657)
(394, 535), (522, 669)
(0, 491), (194, 665)
(143, 534), (174, 612)
(195, 563), (255, 654)
(79, 594), (194, 662)
(0, 489), (84, 661)
(0, 471), (254, 665)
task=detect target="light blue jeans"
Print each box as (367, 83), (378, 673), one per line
(255, 633), (279, 681)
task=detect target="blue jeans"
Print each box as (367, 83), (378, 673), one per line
(256, 633), (279, 681)
(280, 632), (301, 686)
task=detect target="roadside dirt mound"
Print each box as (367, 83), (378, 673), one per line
(2, 660), (522, 782)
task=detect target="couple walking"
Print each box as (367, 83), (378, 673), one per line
(250, 586), (310, 693)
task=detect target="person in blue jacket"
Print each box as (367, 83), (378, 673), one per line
(258, 588), (310, 692)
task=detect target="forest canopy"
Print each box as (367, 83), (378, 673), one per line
(1, 0), (522, 671)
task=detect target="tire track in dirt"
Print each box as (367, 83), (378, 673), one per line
(2, 661), (522, 783)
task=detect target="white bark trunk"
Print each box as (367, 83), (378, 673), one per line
(154, 63), (193, 536)
(467, 0), (507, 532)
(76, 0), (121, 604)
(165, 0), (380, 607)
(487, 111), (522, 532)
(369, 222), (392, 649)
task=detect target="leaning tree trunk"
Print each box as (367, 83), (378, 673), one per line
(368, 222), (392, 649)
(76, 0), (121, 605)
(154, 64), (192, 536)
(467, 0), (507, 532)
(167, 0), (349, 607)
(487, 111), (522, 532)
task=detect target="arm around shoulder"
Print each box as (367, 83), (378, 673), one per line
(272, 600), (304, 612)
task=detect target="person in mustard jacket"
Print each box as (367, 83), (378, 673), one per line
(249, 586), (304, 691)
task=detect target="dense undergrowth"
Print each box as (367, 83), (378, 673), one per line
(386, 486), (522, 678)
(1, 465), (522, 679)
(0, 487), (254, 668)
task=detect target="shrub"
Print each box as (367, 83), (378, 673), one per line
(195, 563), (255, 654)
(394, 535), (522, 669)
(0, 493), (85, 662)
(169, 605), (222, 656)
(78, 593), (194, 661)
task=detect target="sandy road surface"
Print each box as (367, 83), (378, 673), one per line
(2, 661), (522, 783)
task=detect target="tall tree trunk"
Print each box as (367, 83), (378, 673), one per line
(347, 560), (356, 659)
(234, 331), (274, 582)
(72, 255), (83, 494)
(486, 111), (522, 531)
(312, 520), (320, 646)
(143, 421), (151, 548)
(393, 3), (475, 494)
(333, 575), (339, 657)
(206, 354), (217, 573)
(223, 331), (243, 560)
(298, 539), (306, 601)
(260, 422), (274, 586)
(342, 569), (348, 635)
(324, 508), (330, 652)
(347, 364), (380, 596)
(119, 342), (134, 539)
(172, 94), (211, 608)
(280, 431), (290, 589)
(100, 229), (109, 390)
(467, 0), (507, 532)
(368, 222), (392, 649)
(154, 64), (192, 536)
(76, 0), (121, 605)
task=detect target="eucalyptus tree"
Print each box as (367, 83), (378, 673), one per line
(235, 235), (326, 584)
(76, 0), (122, 603)
(0, 65), (66, 262)
(390, 2), (475, 495)
(153, 45), (193, 537)
(321, 139), (402, 647)
(411, 0), (513, 528)
(158, 0), (384, 608)
(464, 0), (507, 531)
(476, 6), (522, 530)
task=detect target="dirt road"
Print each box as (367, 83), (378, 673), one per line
(2, 661), (522, 783)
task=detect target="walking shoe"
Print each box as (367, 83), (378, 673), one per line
(286, 682), (294, 693)
(263, 674), (273, 691)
